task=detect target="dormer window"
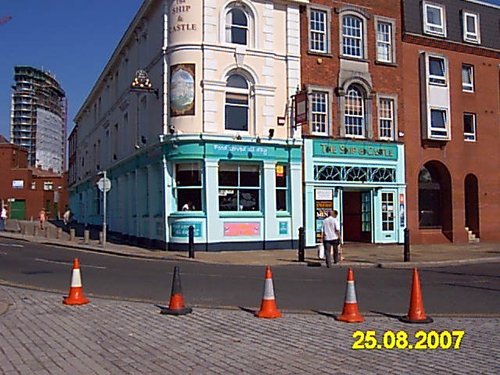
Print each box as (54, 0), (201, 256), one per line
(423, 2), (446, 37)
(463, 11), (480, 44)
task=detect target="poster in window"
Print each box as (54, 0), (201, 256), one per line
(315, 189), (333, 243)
(170, 64), (195, 116)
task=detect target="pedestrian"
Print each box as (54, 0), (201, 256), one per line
(321, 210), (341, 267)
(39, 209), (46, 230)
(63, 207), (72, 227)
(0, 205), (7, 231)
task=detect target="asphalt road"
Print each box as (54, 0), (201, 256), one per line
(1, 238), (499, 315)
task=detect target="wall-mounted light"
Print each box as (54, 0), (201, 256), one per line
(255, 136), (261, 143)
(234, 133), (242, 141)
(130, 69), (159, 98)
(268, 129), (275, 139)
(168, 125), (176, 135)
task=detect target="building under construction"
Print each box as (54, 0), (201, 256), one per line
(10, 66), (67, 174)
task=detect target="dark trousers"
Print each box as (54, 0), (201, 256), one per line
(0, 218), (5, 231)
(324, 239), (340, 265)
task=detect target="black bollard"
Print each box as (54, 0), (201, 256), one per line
(298, 227), (305, 262)
(404, 227), (410, 262)
(188, 225), (195, 259)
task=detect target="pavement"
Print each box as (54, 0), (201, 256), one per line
(1, 222), (500, 374)
(1, 220), (500, 269)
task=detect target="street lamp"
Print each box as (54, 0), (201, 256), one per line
(130, 69), (159, 148)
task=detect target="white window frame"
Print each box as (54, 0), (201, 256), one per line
(463, 113), (476, 142)
(218, 163), (261, 212)
(222, 3), (255, 48)
(423, 2), (447, 37)
(429, 107), (449, 139)
(428, 55), (447, 86)
(378, 96), (396, 141)
(224, 73), (251, 133)
(308, 8), (329, 54)
(463, 11), (480, 44)
(308, 89), (330, 136)
(344, 85), (366, 139)
(462, 64), (474, 93)
(342, 14), (364, 58)
(375, 18), (395, 63)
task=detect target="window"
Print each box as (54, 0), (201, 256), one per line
(381, 192), (395, 231)
(464, 113), (476, 142)
(275, 164), (288, 212)
(376, 21), (393, 63)
(342, 15), (363, 58)
(175, 163), (202, 211)
(225, 74), (249, 132)
(43, 181), (54, 191)
(379, 98), (395, 140)
(309, 9), (328, 53)
(463, 11), (480, 43)
(344, 86), (365, 138)
(226, 7), (248, 45)
(310, 91), (328, 135)
(423, 2), (446, 37)
(219, 163), (260, 212)
(429, 108), (448, 138)
(462, 64), (474, 92)
(428, 56), (447, 86)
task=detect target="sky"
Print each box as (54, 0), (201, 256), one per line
(0, 0), (143, 138)
(1, 0), (499, 140)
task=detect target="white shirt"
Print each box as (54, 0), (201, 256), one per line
(322, 215), (340, 241)
(1, 208), (7, 219)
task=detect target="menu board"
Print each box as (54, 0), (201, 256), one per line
(315, 189), (333, 243)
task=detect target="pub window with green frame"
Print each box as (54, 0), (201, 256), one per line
(218, 163), (260, 211)
(175, 162), (202, 211)
(275, 164), (288, 212)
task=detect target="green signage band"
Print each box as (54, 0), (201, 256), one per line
(313, 140), (398, 160)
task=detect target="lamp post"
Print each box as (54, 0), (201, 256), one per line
(130, 69), (159, 148)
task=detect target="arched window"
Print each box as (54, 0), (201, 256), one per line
(225, 73), (249, 131)
(342, 15), (363, 58)
(226, 8), (248, 45)
(344, 85), (365, 137)
(418, 166), (441, 227)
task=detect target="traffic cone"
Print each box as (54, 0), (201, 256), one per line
(158, 266), (192, 315)
(335, 268), (364, 323)
(399, 268), (433, 324)
(255, 266), (282, 319)
(63, 258), (89, 305)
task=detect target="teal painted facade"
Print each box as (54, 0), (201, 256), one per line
(304, 139), (406, 247)
(69, 135), (302, 251)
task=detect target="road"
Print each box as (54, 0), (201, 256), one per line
(1, 238), (499, 315)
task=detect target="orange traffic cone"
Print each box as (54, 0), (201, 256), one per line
(399, 268), (433, 323)
(335, 268), (364, 323)
(63, 258), (89, 305)
(157, 266), (192, 315)
(255, 266), (282, 319)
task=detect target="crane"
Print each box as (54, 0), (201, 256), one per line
(0, 16), (12, 26)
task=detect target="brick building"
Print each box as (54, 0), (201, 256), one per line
(299, 0), (407, 246)
(401, 0), (500, 243)
(0, 135), (68, 221)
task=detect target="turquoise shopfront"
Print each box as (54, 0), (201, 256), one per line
(304, 138), (406, 247)
(163, 134), (302, 251)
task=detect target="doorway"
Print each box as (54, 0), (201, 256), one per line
(343, 191), (371, 242)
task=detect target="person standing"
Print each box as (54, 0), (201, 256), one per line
(39, 209), (46, 230)
(321, 210), (341, 267)
(0, 205), (7, 231)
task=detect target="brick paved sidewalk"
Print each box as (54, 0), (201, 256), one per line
(0, 286), (499, 374)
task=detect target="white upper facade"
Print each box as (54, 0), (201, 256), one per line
(71, 0), (304, 184)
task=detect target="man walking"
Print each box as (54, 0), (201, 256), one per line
(321, 210), (341, 267)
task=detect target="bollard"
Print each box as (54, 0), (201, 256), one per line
(84, 229), (90, 245)
(188, 225), (195, 259)
(33, 225), (38, 237)
(69, 228), (76, 242)
(404, 227), (410, 262)
(298, 227), (305, 262)
(57, 227), (62, 239)
(99, 231), (103, 245)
